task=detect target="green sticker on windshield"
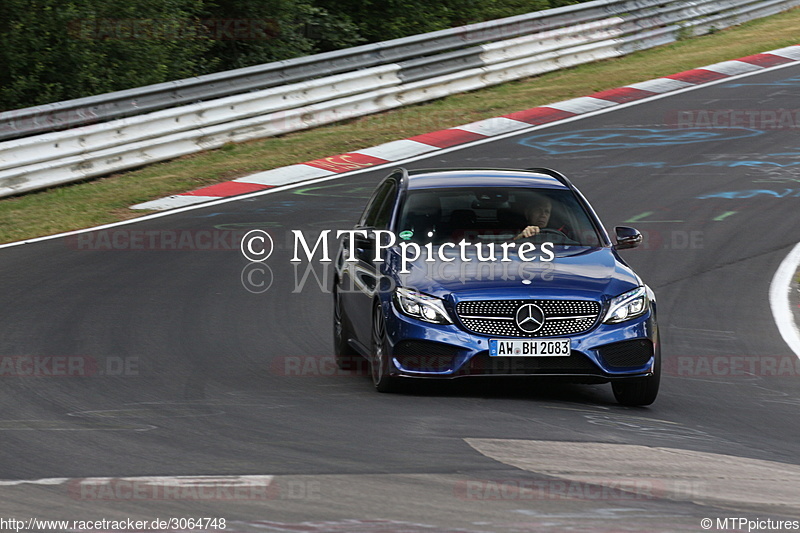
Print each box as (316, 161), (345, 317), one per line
(399, 230), (413, 240)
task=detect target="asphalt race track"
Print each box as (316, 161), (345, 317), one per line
(1, 62), (800, 532)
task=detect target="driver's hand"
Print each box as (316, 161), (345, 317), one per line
(518, 225), (541, 238)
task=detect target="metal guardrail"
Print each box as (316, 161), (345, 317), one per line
(3, 0), (780, 141)
(0, 0), (622, 142)
(0, 0), (798, 198)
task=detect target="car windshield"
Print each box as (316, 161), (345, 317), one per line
(396, 187), (602, 246)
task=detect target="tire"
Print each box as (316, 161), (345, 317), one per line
(333, 285), (361, 371)
(611, 349), (661, 406)
(371, 303), (399, 393)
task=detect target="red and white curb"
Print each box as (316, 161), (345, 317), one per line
(131, 45), (800, 211)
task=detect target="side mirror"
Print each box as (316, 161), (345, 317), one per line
(354, 228), (375, 251)
(614, 226), (642, 250)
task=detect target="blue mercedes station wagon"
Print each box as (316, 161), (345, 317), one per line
(333, 168), (659, 405)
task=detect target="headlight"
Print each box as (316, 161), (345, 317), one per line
(394, 288), (452, 324)
(603, 286), (649, 324)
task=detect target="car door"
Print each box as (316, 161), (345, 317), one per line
(339, 175), (400, 351)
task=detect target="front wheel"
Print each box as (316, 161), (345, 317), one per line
(611, 350), (661, 406)
(371, 303), (399, 393)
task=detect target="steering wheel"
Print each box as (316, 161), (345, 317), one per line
(538, 228), (568, 239)
(516, 227), (578, 245)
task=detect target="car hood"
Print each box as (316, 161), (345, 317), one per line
(387, 245), (641, 302)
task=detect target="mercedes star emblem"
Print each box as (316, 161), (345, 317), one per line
(515, 303), (546, 333)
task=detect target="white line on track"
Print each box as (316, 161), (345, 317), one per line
(769, 242), (800, 359)
(0, 474), (274, 486)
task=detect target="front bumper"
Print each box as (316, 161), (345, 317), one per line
(383, 301), (657, 380)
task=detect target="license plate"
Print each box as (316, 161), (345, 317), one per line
(489, 339), (571, 357)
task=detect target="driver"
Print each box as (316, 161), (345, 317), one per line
(515, 193), (552, 239)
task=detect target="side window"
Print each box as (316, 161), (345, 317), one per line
(362, 180), (397, 228)
(373, 182), (397, 229)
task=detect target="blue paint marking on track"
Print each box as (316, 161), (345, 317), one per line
(518, 128), (764, 154)
(763, 150), (800, 156)
(697, 189), (800, 199)
(600, 162), (670, 168)
(600, 161), (800, 169)
(724, 75), (800, 88)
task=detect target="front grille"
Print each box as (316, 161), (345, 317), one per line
(598, 339), (654, 368)
(393, 340), (461, 372)
(465, 350), (600, 375)
(456, 299), (601, 338)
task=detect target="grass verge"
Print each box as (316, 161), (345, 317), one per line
(1, 8), (799, 244)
